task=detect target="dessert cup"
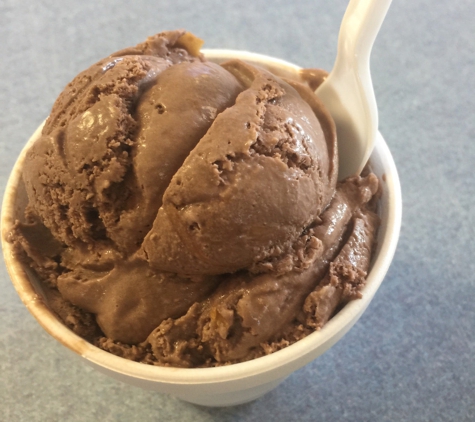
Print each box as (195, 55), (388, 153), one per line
(1, 50), (402, 407)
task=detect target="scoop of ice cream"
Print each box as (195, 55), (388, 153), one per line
(141, 60), (338, 275)
(24, 30), (337, 278)
(13, 31), (379, 361)
(144, 174), (379, 366)
(23, 30), (244, 256)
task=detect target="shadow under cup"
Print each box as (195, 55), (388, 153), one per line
(1, 50), (402, 407)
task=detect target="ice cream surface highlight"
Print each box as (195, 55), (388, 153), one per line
(10, 30), (380, 367)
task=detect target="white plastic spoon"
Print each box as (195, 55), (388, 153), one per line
(316, 0), (392, 179)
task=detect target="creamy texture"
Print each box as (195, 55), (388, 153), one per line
(139, 175), (379, 367)
(141, 59), (337, 275)
(11, 30), (380, 367)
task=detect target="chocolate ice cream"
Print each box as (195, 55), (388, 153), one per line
(9, 30), (380, 367)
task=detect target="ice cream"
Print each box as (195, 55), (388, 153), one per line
(9, 30), (380, 367)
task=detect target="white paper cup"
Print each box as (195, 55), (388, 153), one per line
(1, 50), (402, 407)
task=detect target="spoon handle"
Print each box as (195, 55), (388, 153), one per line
(317, 0), (392, 179)
(339, 0), (393, 64)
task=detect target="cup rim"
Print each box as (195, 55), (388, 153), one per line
(1, 50), (402, 386)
